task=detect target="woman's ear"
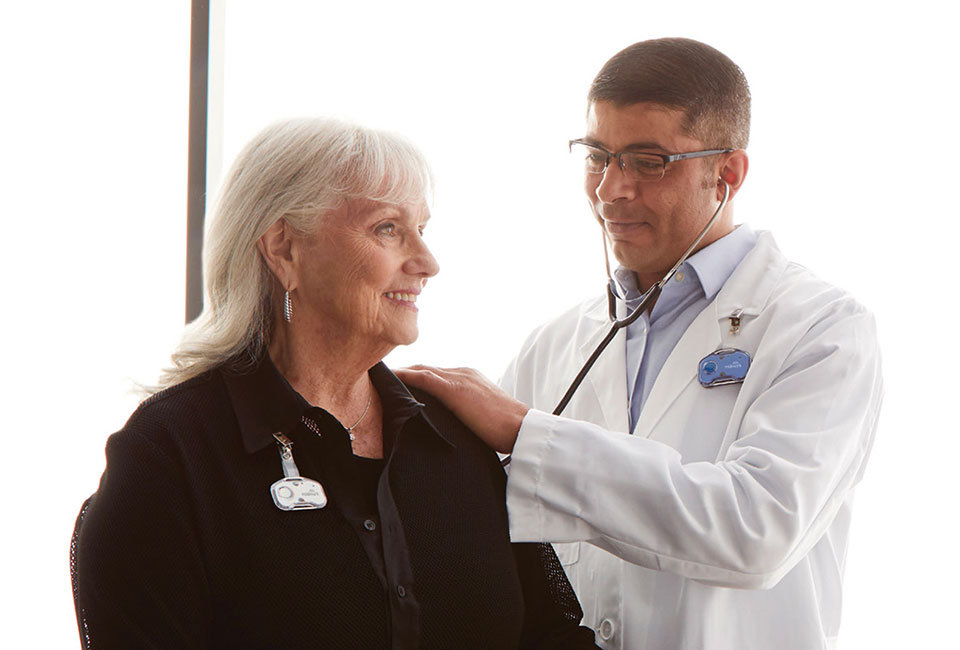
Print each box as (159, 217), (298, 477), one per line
(257, 219), (298, 292)
(717, 150), (749, 201)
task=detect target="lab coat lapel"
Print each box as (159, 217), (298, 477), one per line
(714, 231), (786, 322)
(633, 231), (786, 438)
(633, 299), (721, 437)
(577, 298), (630, 433)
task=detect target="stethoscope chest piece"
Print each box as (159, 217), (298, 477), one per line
(270, 433), (328, 511)
(699, 348), (751, 388)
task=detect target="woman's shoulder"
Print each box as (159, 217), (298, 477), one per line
(117, 370), (233, 454)
(406, 386), (463, 436)
(134, 370), (222, 420)
(406, 386), (503, 465)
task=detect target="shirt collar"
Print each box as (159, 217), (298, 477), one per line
(612, 223), (758, 303)
(685, 224), (758, 301)
(222, 355), (453, 454)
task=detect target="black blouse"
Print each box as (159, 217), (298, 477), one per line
(71, 358), (597, 649)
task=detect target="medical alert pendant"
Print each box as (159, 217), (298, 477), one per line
(699, 348), (751, 387)
(270, 433), (327, 511)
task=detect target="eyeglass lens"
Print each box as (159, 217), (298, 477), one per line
(570, 142), (664, 181)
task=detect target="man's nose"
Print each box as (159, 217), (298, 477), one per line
(595, 160), (637, 204)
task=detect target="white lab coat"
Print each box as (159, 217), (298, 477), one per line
(501, 232), (883, 650)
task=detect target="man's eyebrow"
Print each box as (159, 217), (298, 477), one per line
(622, 141), (669, 153)
(581, 137), (669, 153)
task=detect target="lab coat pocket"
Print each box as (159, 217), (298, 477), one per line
(552, 541), (580, 565)
(552, 542), (580, 591)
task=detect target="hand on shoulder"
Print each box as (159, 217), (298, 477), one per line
(395, 365), (528, 453)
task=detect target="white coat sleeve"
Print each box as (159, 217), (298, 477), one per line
(503, 308), (883, 590)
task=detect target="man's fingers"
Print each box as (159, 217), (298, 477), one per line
(397, 365), (502, 403)
(398, 366), (477, 384)
(401, 364), (433, 372)
(395, 364), (524, 453)
(395, 367), (450, 393)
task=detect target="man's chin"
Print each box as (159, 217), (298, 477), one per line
(611, 241), (658, 270)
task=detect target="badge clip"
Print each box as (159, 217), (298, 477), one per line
(699, 348), (751, 387)
(729, 308), (743, 335)
(270, 433), (327, 511)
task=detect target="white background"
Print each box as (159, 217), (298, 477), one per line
(2, 1), (957, 647)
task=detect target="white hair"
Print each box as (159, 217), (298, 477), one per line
(153, 117), (433, 392)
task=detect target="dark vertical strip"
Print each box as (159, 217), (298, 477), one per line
(186, 0), (210, 323)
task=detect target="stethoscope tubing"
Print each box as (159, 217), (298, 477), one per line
(551, 284), (660, 417)
(553, 180), (730, 417)
(500, 181), (730, 466)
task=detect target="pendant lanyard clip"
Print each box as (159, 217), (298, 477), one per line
(273, 433), (301, 478)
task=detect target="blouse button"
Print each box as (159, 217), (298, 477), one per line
(363, 519), (377, 531)
(397, 585), (407, 598)
(599, 618), (615, 640)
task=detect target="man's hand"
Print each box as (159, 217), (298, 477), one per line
(395, 365), (528, 453)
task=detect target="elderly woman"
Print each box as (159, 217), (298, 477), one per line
(71, 118), (595, 649)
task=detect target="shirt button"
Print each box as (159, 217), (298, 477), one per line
(397, 585), (406, 598)
(363, 519), (377, 531)
(675, 271), (685, 282)
(599, 618), (615, 640)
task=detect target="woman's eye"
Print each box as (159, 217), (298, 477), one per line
(376, 223), (397, 236)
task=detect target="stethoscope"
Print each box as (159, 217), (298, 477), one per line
(501, 180), (729, 467)
(552, 179), (730, 416)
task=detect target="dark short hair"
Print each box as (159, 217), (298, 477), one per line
(588, 37), (751, 149)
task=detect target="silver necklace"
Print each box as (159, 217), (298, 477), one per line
(344, 393), (373, 441)
(301, 392), (374, 442)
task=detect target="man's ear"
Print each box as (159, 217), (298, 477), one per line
(256, 219), (298, 292)
(717, 150), (749, 201)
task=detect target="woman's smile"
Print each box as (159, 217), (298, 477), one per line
(383, 290), (420, 310)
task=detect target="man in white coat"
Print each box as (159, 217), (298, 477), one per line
(398, 37), (882, 650)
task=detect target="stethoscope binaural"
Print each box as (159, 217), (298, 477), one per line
(553, 179), (730, 415)
(501, 179), (730, 467)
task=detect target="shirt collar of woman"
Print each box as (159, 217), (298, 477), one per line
(222, 355), (455, 455)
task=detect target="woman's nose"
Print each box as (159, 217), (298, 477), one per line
(404, 236), (440, 278)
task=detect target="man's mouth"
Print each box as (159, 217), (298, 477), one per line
(602, 219), (650, 236)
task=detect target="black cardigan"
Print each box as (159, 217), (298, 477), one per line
(72, 359), (597, 649)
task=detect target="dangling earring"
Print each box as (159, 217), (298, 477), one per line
(283, 290), (293, 323)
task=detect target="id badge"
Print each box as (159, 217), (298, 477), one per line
(270, 433), (327, 511)
(699, 348), (751, 387)
(270, 477), (328, 511)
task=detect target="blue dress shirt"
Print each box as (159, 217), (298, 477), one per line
(615, 224), (758, 432)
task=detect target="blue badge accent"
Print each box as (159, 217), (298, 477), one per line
(699, 348), (751, 387)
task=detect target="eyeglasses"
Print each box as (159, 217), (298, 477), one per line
(568, 139), (733, 182)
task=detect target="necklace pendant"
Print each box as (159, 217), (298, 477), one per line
(343, 392), (372, 438)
